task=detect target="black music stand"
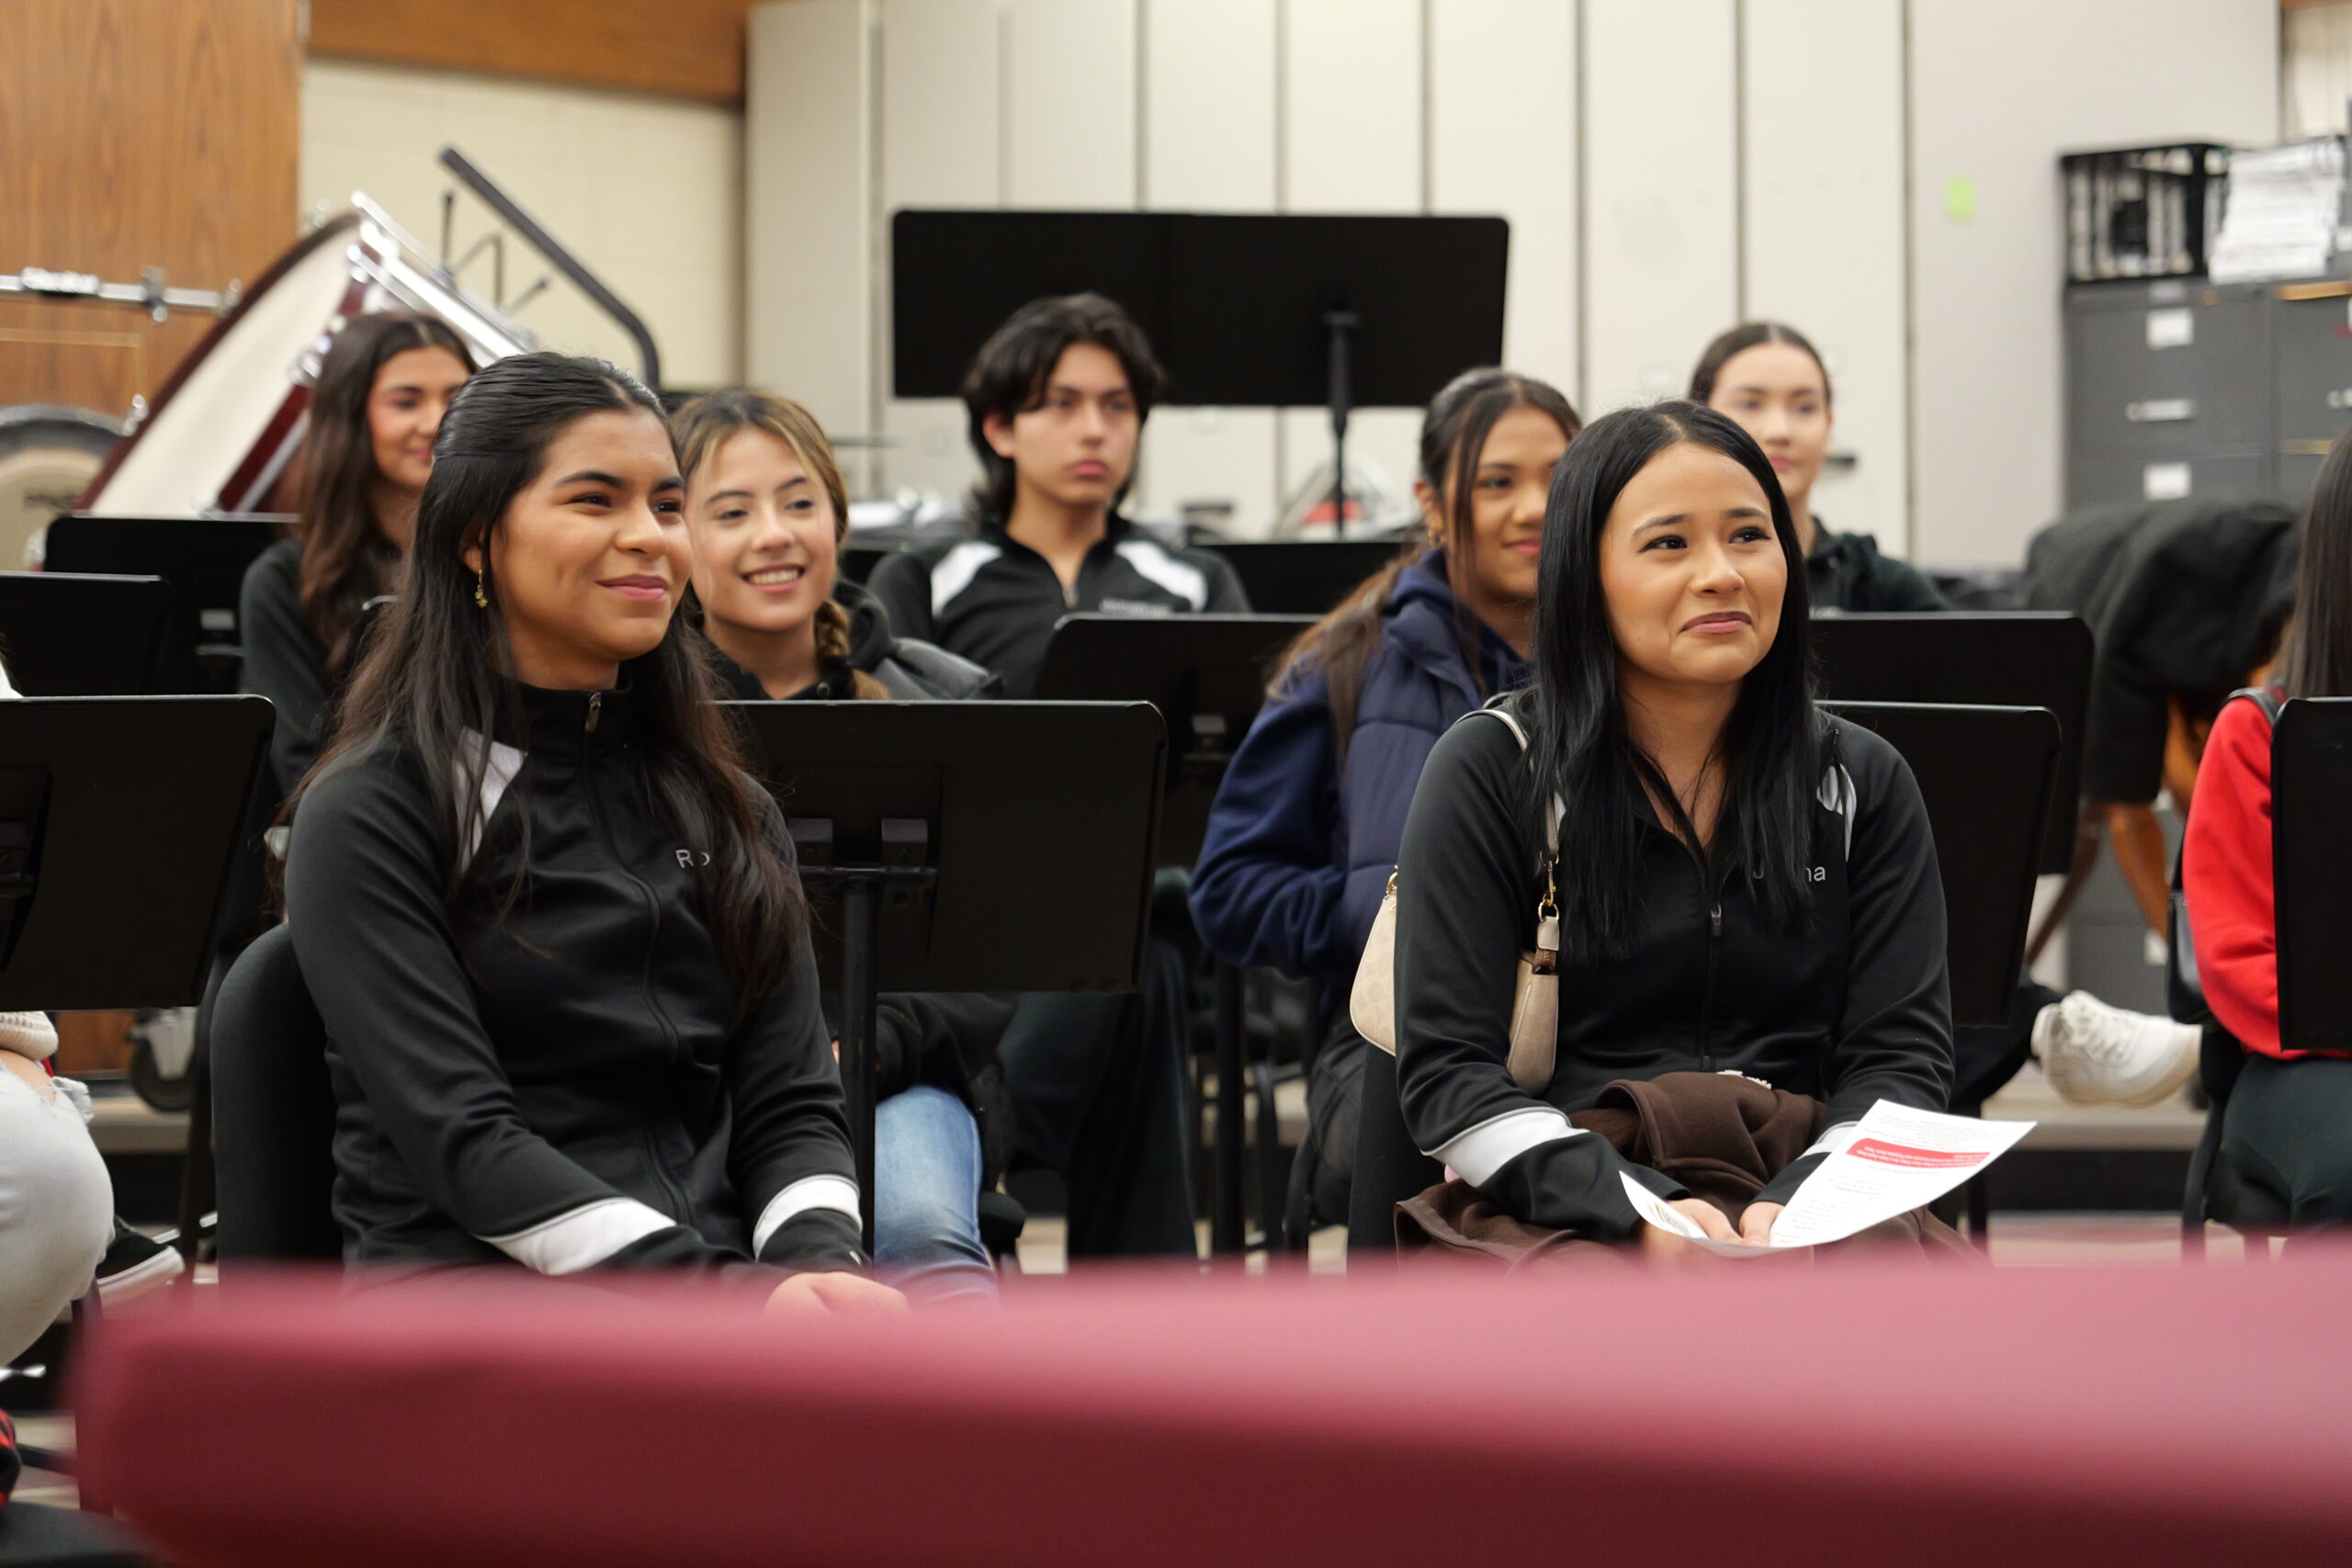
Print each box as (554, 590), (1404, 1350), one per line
(723, 700), (1166, 1254)
(1203, 540), (1406, 615)
(1034, 613), (1313, 868)
(891, 211), (1509, 536)
(1821, 702), (2061, 1029)
(2274, 696), (2352, 1056)
(1812, 614), (2093, 876)
(0, 571), (173, 694)
(0, 696), (275, 1010)
(1034, 612), (1316, 1255)
(44, 514), (287, 693)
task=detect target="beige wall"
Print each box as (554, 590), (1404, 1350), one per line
(300, 59), (744, 389)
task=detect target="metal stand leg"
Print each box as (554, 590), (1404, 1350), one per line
(839, 877), (880, 1259)
(1211, 960), (1245, 1255)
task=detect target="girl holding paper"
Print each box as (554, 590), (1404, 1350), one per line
(1388, 401), (1953, 1251)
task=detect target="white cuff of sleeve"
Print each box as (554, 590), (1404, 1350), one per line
(1430, 1106), (1585, 1187)
(1800, 1121), (1863, 1162)
(483, 1197), (676, 1276)
(752, 1174), (862, 1257)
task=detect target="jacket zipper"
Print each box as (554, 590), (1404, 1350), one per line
(1699, 897), (1723, 1073)
(580, 697), (690, 1220)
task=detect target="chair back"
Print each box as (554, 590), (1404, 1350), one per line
(210, 922), (342, 1263)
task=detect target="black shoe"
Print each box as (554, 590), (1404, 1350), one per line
(94, 1220), (184, 1306)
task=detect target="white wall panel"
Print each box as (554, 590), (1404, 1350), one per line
(1582, 0), (1736, 418)
(745, 0), (869, 442)
(878, 0), (1003, 504)
(1430, 0), (1579, 408)
(1909, 0), (2278, 566)
(1279, 0), (1423, 531)
(1137, 0), (1281, 535)
(1741, 0), (1907, 553)
(1005, 0), (1138, 208)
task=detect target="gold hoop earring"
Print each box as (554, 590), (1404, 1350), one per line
(474, 567), (489, 609)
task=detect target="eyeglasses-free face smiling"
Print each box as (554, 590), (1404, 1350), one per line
(686, 425), (838, 641)
(1598, 440), (1787, 700)
(471, 406), (691, 691)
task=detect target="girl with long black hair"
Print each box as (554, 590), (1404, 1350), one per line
(1392, 401), (1951, 1246)
(2181, 423), (2352, 1229)
(1191, 368), (1578, 1237)
(241, 312), (475, 796)
(281, 352), (899, 1313)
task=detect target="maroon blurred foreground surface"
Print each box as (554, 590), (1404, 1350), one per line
(77, 1255), (2352, 1568)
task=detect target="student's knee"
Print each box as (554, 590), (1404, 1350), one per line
(0, 1079), (115, 1359)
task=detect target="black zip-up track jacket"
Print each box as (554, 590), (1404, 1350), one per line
(284, 679), (865, 1285)
(866, 513), (1250, 698)
(1394, 705), (1952, 1238)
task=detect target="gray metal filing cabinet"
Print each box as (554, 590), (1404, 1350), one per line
(2065, 275), (2352, 508)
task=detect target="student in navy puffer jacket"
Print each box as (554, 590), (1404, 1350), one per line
(1191, 369), (1580, 1235)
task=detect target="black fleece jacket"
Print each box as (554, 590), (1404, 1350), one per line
(239, 537), (331, 799)
(1393, 705), (1952, 1238)
(285, 678), (865, 1287)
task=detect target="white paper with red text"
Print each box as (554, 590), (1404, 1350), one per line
(1620, 1100), (2033, 1251)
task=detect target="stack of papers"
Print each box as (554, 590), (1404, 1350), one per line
(2210, 140), (2344, 284)
(1623, 1100), (2033, 1255)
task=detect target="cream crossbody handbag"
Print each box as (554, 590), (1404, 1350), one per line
(1349, 706), (1560, 1094)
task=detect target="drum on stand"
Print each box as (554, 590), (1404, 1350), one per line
(76, 204), (528, 519)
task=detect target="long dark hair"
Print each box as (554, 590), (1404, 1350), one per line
(1689, 321), (1833, 406)
(1526, 400), (1820, 964)
(2283, 425), (2352, 698)
(961, 292), (1164, 520)
(288, 352), (805, 999)
(296, 312), (476, 674)
(1273, 368), (1580, 759)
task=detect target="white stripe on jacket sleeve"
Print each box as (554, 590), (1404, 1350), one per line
(482, 1197), (677, 1275)
(752, 1174), (862, 1258)
(1798, 1121), (1863, 1162)
(1430, 1106), (1587, 1187)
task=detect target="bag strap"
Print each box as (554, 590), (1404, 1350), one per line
(1470, 703), (1559, 956)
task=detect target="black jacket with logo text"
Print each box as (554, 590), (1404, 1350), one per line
(284, 678), (865, 1286)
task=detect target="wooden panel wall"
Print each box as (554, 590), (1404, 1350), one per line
(0, 0), (302, 421)
(309, 0), (765, 103)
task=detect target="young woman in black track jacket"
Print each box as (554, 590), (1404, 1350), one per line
(1393, 402), (1952, 1248)
(280, 352), (901, 1314)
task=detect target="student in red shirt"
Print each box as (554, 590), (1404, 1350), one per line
(2181, 429), (2352, 1226)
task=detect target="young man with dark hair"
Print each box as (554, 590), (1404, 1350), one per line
(869, 292), (1249, 698)
(870, 294), (1245, 1260)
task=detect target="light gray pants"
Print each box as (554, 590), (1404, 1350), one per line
(0, 1067), (113, 1361)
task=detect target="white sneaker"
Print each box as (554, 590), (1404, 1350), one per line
(2032, 991), (2201, 1108)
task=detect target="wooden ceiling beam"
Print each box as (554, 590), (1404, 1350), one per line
(306, 0), (773, 104)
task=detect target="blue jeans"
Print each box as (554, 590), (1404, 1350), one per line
(874, 1085), (997, 1305)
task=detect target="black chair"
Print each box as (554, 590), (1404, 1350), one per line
(209, 923), (340, 1267)
(2180, 1032), (2292, 1263)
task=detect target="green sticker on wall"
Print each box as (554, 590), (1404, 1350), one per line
(1944, 176), (1976, 222)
